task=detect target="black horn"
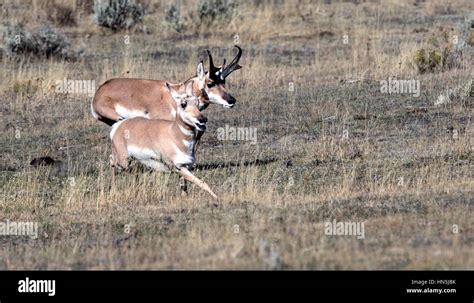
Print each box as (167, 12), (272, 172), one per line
(221, 45), (242, 79)
(207, 49), (221, 80)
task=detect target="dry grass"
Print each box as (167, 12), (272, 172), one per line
(0, 0), (473, 269)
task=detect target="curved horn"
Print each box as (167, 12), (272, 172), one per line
(221, 45), (242, 79)
(227, 46), (242, 70)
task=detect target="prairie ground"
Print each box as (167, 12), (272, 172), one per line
(0, 0), (473, 269)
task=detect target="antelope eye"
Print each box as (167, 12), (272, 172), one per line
(181, 100), (187, 108)
(207, 82), (215, 88)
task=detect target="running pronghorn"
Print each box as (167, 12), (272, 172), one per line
(109, 82), (218, 199)
(91, 46), (243, 126)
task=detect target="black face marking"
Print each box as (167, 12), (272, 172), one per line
(181, 100), (187, 108)
(209, 68), (226, 84)
(211, 78), (226, 85)
(214, 71), (225, 82)
(200, 88), (209, 100)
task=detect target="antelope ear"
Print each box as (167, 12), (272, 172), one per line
(166, 82), (181, 102)
(197, 61), (205, 81)
(185, 80), (194, 95)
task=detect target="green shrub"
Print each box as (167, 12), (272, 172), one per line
(412, 48), (441, 74)
(197, 0), (237, 25)
(163, 4), (186, 33)
(2, 22), (78, 60)
(94, 0), (145, 31)
(409, 29), (463, 74)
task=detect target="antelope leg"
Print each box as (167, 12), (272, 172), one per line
(177, 167), (218, 200)
(193, 130), (204, 155)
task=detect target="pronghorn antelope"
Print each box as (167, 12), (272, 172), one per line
(91, 46), (243, 126)
(109, 83), (218, 199)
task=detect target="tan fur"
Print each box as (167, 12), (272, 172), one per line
(110, 85), (218, 200)
(91, 63), (237, 126)
(92, 78), (203, 123)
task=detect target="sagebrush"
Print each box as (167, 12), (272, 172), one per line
(94, 0), (145, 31)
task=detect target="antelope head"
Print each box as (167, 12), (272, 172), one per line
(166, 82), (208, 131)
(201, 45), (243, 109)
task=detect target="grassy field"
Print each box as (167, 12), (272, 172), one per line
(0, 0), (473, 269)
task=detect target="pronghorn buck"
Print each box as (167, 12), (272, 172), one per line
(109, 83), (218, 200)
(91, 46), (243, 126)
